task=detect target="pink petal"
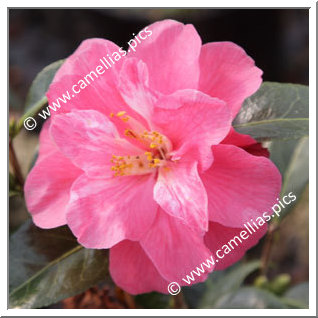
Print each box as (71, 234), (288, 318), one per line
(53, 39), (121, 82)
(201, 144), (281, 228)
(66, 173), (158, 249)
(110, 240), (168, 294)
(37, 120), (56, 158)
(204, 221), (267, 270)
(222, 127), (269, 157)
(50, 110), (141, 178)
(131, 20), (201, 94)
(154, 160), (208, 232)
(199, 42), (263, 118)
(140, 209), (213, 285)
(24, 122), (82, 228)
(153, 89), (231, 171)
(47, 39), (127, 118)
(118, 58), (159, 123)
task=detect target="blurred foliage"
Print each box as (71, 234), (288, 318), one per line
(213, 287), (288, 309)
(198, 260), (260, 308)
(283, 282), (309, 307)
(135, 292), (171, 309)
(9, 172), (22, 198)
(187, 261), (307, 309)
(254, 273), (291, 295)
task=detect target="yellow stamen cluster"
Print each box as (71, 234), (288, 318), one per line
(123, 128), (165, 151)
(110, 155), (133, 177)
(124, 129), (137, 138)
(144, 152), (161, 168)
(141, 131), (163, 149)
(108, 111), (170, 177)
(110, 151), (163, 177)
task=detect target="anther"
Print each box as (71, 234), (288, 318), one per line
(116, 111), (126, 117)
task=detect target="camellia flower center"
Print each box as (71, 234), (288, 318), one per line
(110, 111), (171, 177)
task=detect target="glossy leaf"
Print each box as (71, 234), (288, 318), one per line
(199, 261), (260, 308)
(269, 136), (309, 216)
(233, 82), (308, 141)
(9, 220), (109, 309)
(24, 59), (64, 112)
(16, 60), (64, 133)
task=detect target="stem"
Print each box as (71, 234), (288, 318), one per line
(260, 222), (279, 275)
(9, 139), (24, 187)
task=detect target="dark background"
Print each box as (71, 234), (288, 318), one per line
(9, 9), (309, 113)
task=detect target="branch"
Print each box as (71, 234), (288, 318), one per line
(260, 222), (279, 275)
(9, 139), (24, 187)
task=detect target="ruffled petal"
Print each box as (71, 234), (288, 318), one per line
(154, 160), (208, 232)
(131, 20), (201, 94)
(204, 221), (267, 270)
(110, 240), (168, 294)
(24, 122), (82, 228)
(199, 42), (263, 118)
(118, 58), (159, 123)
(47, 39), (127, 117)
(50, 110), (141, 178)
(37, 120), (57, 158)
(153, 89), (231, 171)
(140, 210), (213, 285)
(201, 144), (281, 228)
(66, 173), (158, 249)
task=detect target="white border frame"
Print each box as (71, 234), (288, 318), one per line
(3, 1), (316, 316)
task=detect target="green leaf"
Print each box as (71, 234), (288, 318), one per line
(269, 137), (309, 216)
(9, 220), (109, 309)
(24, 59), (64, 112)
(199, 260), (260, 308)
(233, 82), (309, 141)
(283, 282), (309, 308)
(214, 287), (288, 309)
(16, 60), (64, 133)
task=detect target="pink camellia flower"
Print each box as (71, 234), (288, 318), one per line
(24, 20), (281, 294)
